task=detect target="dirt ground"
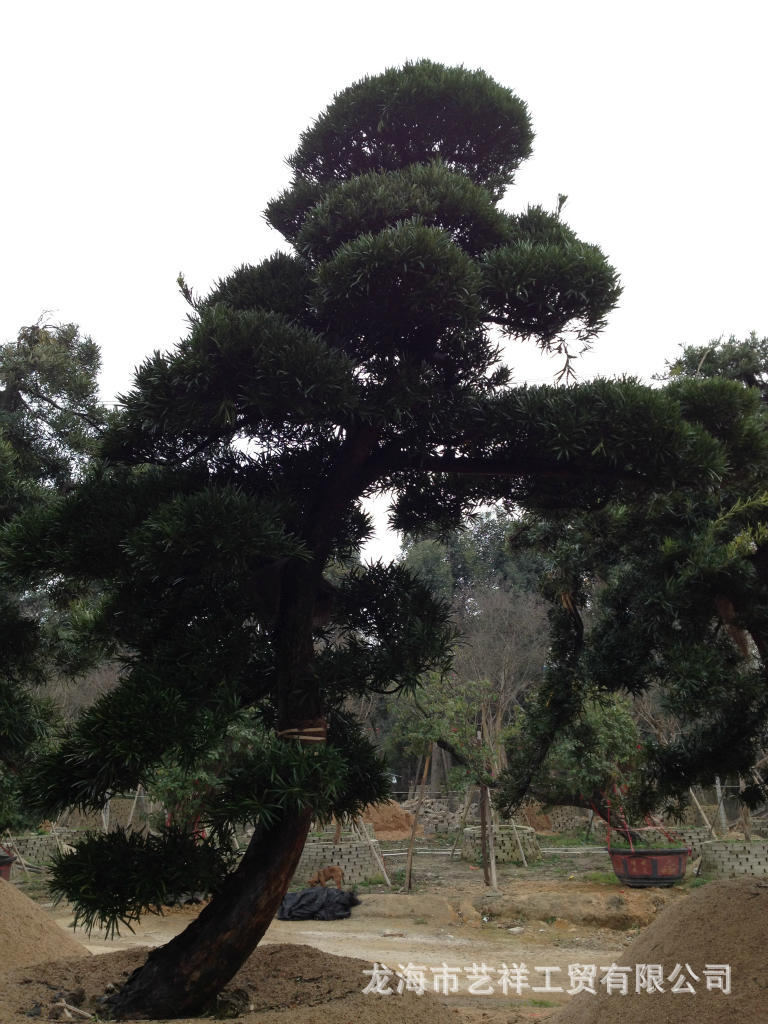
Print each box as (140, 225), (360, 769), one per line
(2, 838), (693, 1023)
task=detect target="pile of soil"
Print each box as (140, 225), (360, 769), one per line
(475, 879), (681, 931)
(517, 800), (553, 833)
(0, 942), (462, 1024)
(557, 877), (768, 1023)
(363, 800), (421, 840)
(0, 878), (87, 968)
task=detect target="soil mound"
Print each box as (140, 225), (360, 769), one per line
(0, 942), (461, 1024)
(475, 879), (681, 931)
(363, 800), (420, 840)
(0, 878), (88, 968)
(556, 877), (768, 1023)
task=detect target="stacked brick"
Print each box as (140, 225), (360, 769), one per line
(638, 825), (714, 856)
(399, 796), (480, 833)
(700, 839), (768, 879)
(3, 829), (83, 865)
(461, 824), (542, 864)
(292, 829), (385, 885)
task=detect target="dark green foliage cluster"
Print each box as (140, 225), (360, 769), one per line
(497, 335), (768, 816)
(667, 331), (768, 394)
(49, 827), (236, 937)
(0, 323), (107, 828)
(0, 322), (104, 491)
(501, 694), (644, 813)
(268, 61), (534, 234)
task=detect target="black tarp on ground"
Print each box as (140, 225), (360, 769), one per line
(277, 888), (361, 921)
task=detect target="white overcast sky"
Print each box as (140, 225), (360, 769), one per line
(2, 1), (767, 557)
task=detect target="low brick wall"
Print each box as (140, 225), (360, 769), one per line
(308, 824), (375, 841)
(641, 826), (714, 857)
(700, 839), (768, 879)
(547, 806), (590, 833)
(58, 794), (162, 832)
(3, 829), (85, 865)
(400, 796), (480, 834)
(293, 838), (385, 886)
(461, 824), (541, 864)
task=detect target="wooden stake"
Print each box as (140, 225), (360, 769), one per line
(688, 786), (717, 837)
(353, 816), (391, 888)
(405, 753), (430, 891)
(714, 776), (728, 833)
(51, 1001), (93, 1020)
(4, 831), (31, 879)
(127, 785), (142, 831)
(510, 815), (528, 869)
(450, 785), (474, 860)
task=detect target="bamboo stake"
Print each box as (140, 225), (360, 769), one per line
(3, 831), (31, 879)
(714, 776), (728, 833)
(410, 754), (424, 801)
(51, 1000), (93, 1019)
(450, 785), (474, 860)
(101, 797), (110, 833)
(354, 816), (391, 888)
(405, 753), (431, 891)
(510, 814), (528, 868)
(688, 786), (717, 837)
(126, 784), (142, 830)
(584, 809), (595, 841)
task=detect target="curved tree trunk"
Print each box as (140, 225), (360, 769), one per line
(108, 806), (314, 1020)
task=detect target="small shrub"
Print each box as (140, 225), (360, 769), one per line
(687, 876), (711, 888)
(582, 870), (621, 886)
(359, 874), (387, 886)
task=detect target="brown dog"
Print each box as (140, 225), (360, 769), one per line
(307, 865), (345, 889)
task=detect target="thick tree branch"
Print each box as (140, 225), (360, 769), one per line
(394, 452), (636, 482)
(24, 384), (105, 433)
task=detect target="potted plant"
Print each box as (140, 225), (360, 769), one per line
(607, 828), (690, 888)
(0, 844), (16, 882)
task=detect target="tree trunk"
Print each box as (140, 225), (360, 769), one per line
(429, 741), (442, 797)
(107, 806), (313, 1019)
(479, 782), (491, 886)
(482, 785), (499, 888)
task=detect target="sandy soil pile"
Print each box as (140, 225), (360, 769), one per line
(363, 800), (421, 840)
(0, 878), (88, 968)
(518, 800), (553, 833)
(556, 877), (768, 1023)
(0, 942), (463, 1024)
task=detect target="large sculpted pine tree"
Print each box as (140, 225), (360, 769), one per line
(5, 62), (723, 1017)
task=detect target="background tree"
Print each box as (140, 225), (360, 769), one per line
(0, 322), (107, 830)
(2, 62), (723, 1018)
(505, 693), (645, 825)
(496, 334), (768, 821)
(386, 511), (548, 790)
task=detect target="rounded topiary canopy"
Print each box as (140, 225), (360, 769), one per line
(267, 59), (534, 240)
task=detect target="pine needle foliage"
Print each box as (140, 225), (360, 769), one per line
(497, 336), (768, 817)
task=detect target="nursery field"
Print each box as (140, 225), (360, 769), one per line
(4, 832), (753, 1024)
